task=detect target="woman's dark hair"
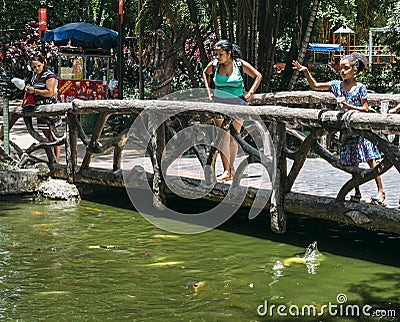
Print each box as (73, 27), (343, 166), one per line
(341, 52), (367, 73)
(214, 39), (242, 59)
(30, 54), (48, 72)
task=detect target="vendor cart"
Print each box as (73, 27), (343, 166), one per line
(43, 21), (119, 103)
(56, 48), (113, 103)
(43, 22), (119, 132)
(56, 48), (116, 132)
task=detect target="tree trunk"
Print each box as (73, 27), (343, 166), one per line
(78, 0), (88, 21)
(286, 0), (320, 90)
(257, 0), (267, 89)
(225, 0), (235, 42)
(152, 28), (193, 98)
(279, 3), (302, 90)
(186, 0), (209, 67)
(218, 0), (228, 39)
(262, 0), (287, 92)
(258, 0), (278, 91)
(250, 0), (258, 66)
(236, 0), (248, 58)
(180, 52), (199, 88)
(95, 0), (106, 25)
(207, 0), (220, 40)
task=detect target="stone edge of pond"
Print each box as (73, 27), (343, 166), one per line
(0, 163), (80, 201)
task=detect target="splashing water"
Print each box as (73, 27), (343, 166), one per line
(282, 241), (325, 274)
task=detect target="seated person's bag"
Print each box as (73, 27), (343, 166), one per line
(22, 92), (36, 109)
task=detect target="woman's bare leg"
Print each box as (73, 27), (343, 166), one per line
(349, 164), (362, 202)
(367, 159), (385, 201)
(214, 118), (235, 180)
(43, 129), (60, 162)
(228, 120), (243, 175)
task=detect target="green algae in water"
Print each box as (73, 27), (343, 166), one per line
(0, 196), (398, 321)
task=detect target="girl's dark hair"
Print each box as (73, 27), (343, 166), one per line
(341, 52), (367, 73)
(214, 39), (242, 59)
(30, 54), (48, 72)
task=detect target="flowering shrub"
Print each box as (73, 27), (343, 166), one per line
(0, 21), (58, 99)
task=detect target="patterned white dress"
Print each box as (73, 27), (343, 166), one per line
(329, 80), (381, 166)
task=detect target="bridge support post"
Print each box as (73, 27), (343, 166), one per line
(150, 118), (166, 210)
(81, 112), (109, 169)
(66, 113), (78, 182)
(270, 120), (287, 233)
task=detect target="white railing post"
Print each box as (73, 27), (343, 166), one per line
(2, 98), (10, 155)
(369, 29), (373, 67)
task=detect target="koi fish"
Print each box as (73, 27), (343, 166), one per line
(283, 241), (325, 266)
(146, 261), (184, 267)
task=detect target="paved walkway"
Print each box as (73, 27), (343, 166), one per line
(2, 106), (400, 208)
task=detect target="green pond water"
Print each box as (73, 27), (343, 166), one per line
(0, 192), (399, 321)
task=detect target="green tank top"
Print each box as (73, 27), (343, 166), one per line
(213, 61), (244, 99)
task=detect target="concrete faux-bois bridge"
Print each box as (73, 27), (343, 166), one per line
(1, 91), (400, 234)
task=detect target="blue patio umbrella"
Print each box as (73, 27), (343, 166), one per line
(43, 22), (118, 49)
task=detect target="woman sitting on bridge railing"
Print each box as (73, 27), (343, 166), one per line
(202, 39), (262, 182)
(292, 53), (386, 206)
(25, 55), (62, 162)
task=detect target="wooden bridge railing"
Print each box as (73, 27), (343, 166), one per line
(2, 91), (400, 234)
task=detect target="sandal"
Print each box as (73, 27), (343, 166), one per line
(217, 176), (232, 182)
(370, 192), (386, 207)
(217, 170), (232, 182)
(350, 194), (361, 203)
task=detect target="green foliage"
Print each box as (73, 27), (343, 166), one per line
(1, 0), (399, 99)
(0, 159), (35, 170)
(380, 2), (400, 55)
(0, 1), (37, 43)
(0, 160), (19, 170)
(357, 64), (400, 93)
(104, 115), (134, 134)
(0, 22), (59, 100)
(316, 1), (349, 32)
(0, 67), (23, 99)
(291, 64), (340, 91)
(312, 65), (341, 82)
(123, 67), (153, 100)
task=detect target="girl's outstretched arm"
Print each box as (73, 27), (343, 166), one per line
(292, 60), (330, 91)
